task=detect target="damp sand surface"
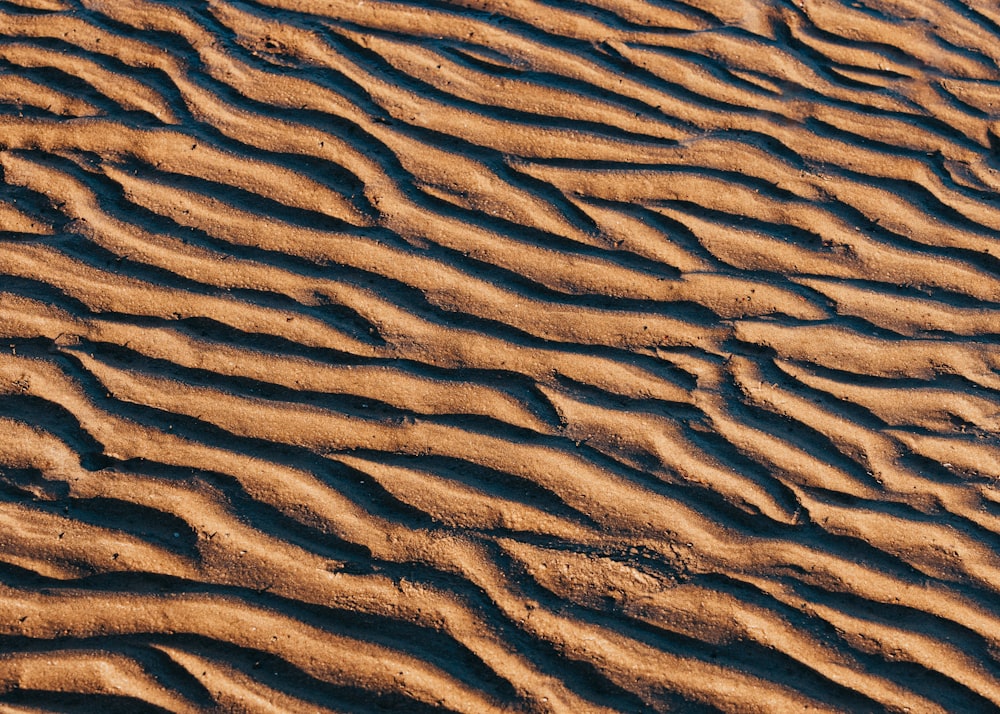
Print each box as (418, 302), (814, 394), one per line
(1, 0), (1000, 711)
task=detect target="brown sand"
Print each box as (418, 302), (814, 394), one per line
(1, 0), (999, 711)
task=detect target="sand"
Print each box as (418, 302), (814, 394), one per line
(0, 0), (999, 711)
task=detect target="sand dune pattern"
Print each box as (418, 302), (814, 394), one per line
(1, 0), (1000, 710)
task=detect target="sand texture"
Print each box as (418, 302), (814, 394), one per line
(1, 0), (1000, 711)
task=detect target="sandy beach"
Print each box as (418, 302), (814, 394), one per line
(1, 0), (1000, 711)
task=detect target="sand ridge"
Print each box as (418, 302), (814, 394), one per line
(1, 0), (999, 711)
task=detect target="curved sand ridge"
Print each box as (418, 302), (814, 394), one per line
(1, 0), (1000, 710)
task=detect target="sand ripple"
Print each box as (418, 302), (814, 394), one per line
(1, 0), (1000, 711)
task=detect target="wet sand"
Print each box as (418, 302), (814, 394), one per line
(1, 0), (1000, 711)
